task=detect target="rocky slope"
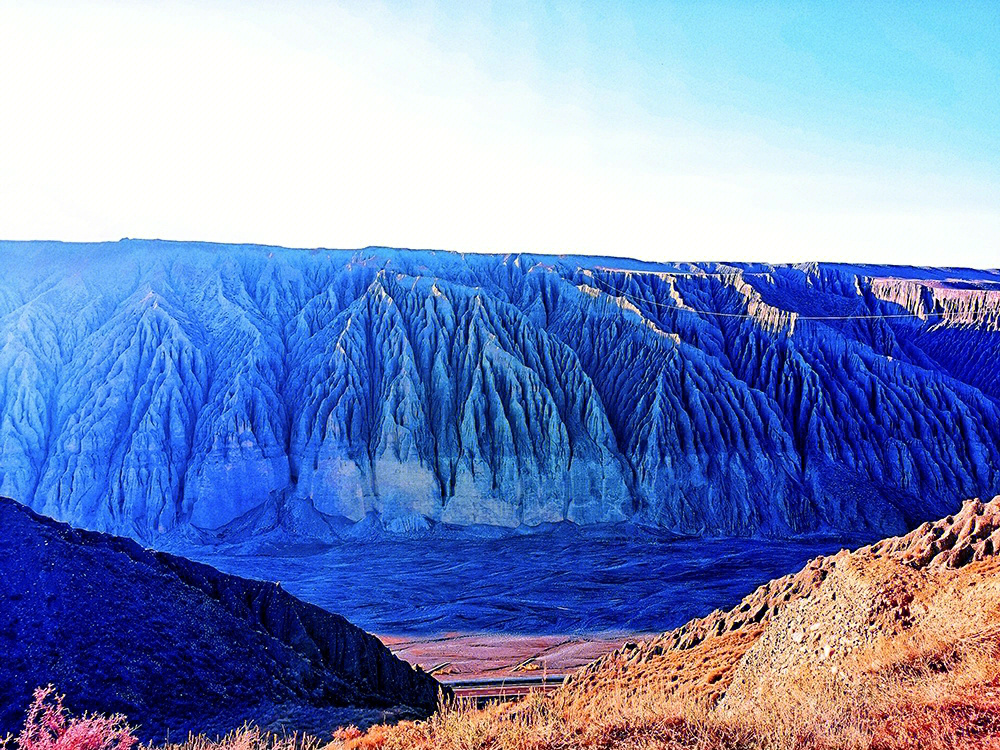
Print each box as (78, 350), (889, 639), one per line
(2, 240), (1000, 540)
(0, 498), (443, 742)
(568, 495), (1000, 714)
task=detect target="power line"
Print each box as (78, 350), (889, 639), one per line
(589, 267), (779, 279)
(582, 275), (979, 322)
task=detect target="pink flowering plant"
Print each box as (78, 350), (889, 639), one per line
(4, 687), (137, 750)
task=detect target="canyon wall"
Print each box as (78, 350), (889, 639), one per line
(1, 240), (999, 539)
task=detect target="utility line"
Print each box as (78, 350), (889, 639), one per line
(583, 276), (982, 322)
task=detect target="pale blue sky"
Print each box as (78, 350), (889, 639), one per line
(1, 1), (997, 265)
(398, 2), (998, 168)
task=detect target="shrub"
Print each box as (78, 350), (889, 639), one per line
(5, 687), (137, 750)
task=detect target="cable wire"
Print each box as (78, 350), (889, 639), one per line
(583, 275), (973, 322)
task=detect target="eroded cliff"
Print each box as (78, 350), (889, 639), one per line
(1, 240), (999, 539)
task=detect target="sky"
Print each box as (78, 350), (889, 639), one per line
(1, 0), (997, 266)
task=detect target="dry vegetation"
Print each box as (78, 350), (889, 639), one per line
(159, 728), (322, 750)
(323, 617), (1000, 750)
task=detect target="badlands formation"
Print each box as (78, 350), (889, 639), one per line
(1, 240), (1000, 542)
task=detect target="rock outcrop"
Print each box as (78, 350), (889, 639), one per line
(2, 240), (1000, 540)
(568, 495), (1000, 713)
(0, 497), (443, 741)
(603, 496), (1000, 660)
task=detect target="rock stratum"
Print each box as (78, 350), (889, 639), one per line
(0, 497), (443, 741)
(2, 239), (1000, 541)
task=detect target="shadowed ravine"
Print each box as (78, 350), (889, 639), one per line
(0, 498), (443, 742)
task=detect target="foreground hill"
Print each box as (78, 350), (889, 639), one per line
(0, 498), (442, 742)
(337, 496), (1000, 749)
(2, 240), (1000, 540)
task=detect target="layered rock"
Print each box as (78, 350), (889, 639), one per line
(0, 497), (443, 741)
(1, 240), (1000, 539)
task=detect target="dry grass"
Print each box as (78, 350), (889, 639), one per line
(9, 616), (997, 750)
(8, 626), (996, 750)
(319, 627), (1000, 750)
(157, 726), (321, 750)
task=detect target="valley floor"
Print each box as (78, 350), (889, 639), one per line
(382, 632), (641, 682)
(188, 533), (859, 641)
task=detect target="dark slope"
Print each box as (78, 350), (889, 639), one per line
(0, 498), (442, 741)
(1, 240), (1000, 539)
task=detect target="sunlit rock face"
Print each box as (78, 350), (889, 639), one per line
(1, 240), (999, 540)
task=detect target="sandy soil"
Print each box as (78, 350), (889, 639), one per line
(379, 632), (649, 681)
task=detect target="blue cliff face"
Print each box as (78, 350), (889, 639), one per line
(1, 240), (999, 540)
